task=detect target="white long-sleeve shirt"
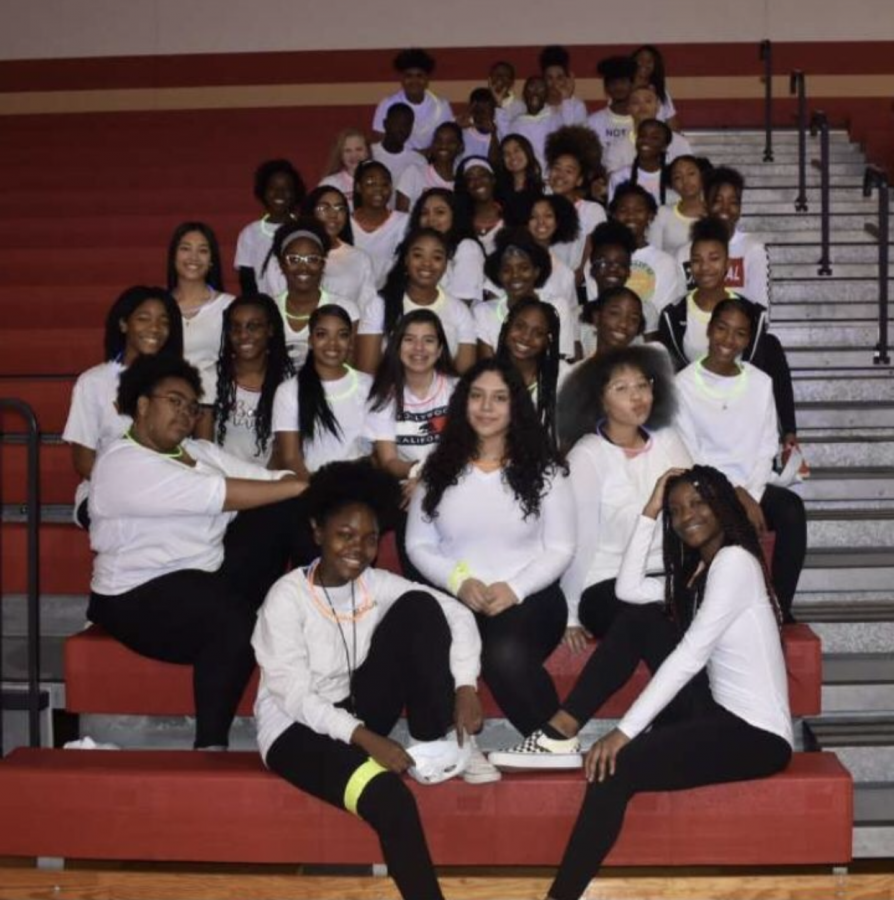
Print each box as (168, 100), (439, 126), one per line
(674, 360), (778, 501)
(253, 566), (481, 759)
(406, 464), (575, 601)
(560, 427), (692, 626)
(616, 515), (792, 746)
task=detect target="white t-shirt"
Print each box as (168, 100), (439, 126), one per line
(62, 360), (130, 512)
(608, 166), (678, 207)
(474, 292), (578, 359)
(604, 128), (692, 176)
(234, 219), (279, 285)
(553, 199), (606, 274)
(396, 163), (454, 212)
(627, 245), (686, 332)
(371, 142), (426, 192)
(496, 108), (555, 169)
(461, 127), (495, 162)
(442, 238), (485, 304)
(274, 290), (360, 370)
(615, 515), (792, 746)
(252, 564), (480, 757)
(181, 293), (235, 402)
(650, 202), (698, 256)
(674, 360), (779, 501)
(89, 437), (286, 596)
(588, 107), (634, 151)
(271, 368), (372, 473)
(364, 373), (456, 464)
(560, 427), (692, 626)
(682, 290), (714, 363)
(407, 464), (576, 601)
(217, 384), (273, 466)
(542, 251), (577, 314)
(372, 90), (454, 151)
(350, 211), (409, 289)
(357, 288), (476, 360)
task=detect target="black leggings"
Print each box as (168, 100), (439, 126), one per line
(578, 578), (640, 639)
(87, 497), (317, 748)
(549, 605), (791, 900)
(266, 592), (454, 900)
(760, 484), (806, 621)
(477, 582), (567, 736)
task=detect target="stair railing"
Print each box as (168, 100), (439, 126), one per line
(810, 110), (833, 275)
(0, 399), (42, 753)
(759, 40), (774, 162)
(862, 166), (891, 366)
(790, 70), (808, 211)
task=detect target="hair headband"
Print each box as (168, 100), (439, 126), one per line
(281, 229), (324, 253)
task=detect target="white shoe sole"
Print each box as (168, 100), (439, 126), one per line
(488, 750), (583, 771)
(462, 767), (503, 784)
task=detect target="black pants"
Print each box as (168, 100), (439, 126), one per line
(477, 582), (567, 735)
(549, 605), (791, 900)
(87, 497), (316, 748)
(578, 578), (639, 638)
(266, 592), (454, 900)
(761, 484), (806, 621)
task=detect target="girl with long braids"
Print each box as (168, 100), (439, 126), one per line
(494, 464), (792, 899)
(356, 227), (476, 376)
(195, 294), (293, 465)
(555, 345), (690, 652)
(607, 118), (674, 206)
(495, 297), (564, 445)
(406, 358), (575, 747)
(253, 461), (483, 900)
(673, 297), (806, 621)
(271, 304), (372, 482)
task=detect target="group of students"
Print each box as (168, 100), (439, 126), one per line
(62, 42), (809, 900)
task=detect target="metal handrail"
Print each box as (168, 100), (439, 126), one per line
(863, 167), (891, 365)
(759, 40), (774, 162)
(810, 110), (833, 275)
(0, 398), (42, 752)
(790, 70), (808, 211)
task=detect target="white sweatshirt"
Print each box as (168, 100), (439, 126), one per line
(406, 464), (576, 601)
(616, 515), (792, 746)
(252, 565), (481, 758)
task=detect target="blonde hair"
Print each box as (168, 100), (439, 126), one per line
(323, 128), (371, 178)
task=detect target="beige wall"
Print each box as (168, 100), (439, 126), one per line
(2, 0), (893, 60)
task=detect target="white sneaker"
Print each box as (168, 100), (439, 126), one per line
(461, 736), (502, 784)
(488, 729), (583, 771)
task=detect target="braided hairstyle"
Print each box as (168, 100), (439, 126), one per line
(214, 294), (293, 456)
(630, 118), (672, 204)
(420, 357), (567, 522)
(661, 465), (782, 631)
(496, 297), (561, 446)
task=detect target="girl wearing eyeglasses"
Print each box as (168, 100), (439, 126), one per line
(87, 354), (309, 750)
(268, 218), (360, 370)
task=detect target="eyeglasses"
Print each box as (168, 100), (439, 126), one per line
(315, 202), (348, 214)
(150, 393), (202, 418)
(605, 378), (654, 397)
(283, 253), (325, 268)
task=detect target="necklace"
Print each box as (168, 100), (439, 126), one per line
(124, 427), (184, 459)
(692, 357), (749, 409)
(322, 365), (360, 402)
(318, 575), (358, 713)
(178, 286), (215, 321)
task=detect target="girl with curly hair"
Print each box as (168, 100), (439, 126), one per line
(500, 465), (791, 899)
(527, 194), (580, 311)
(196, 294), (293, 465)
(555, 345), (690, 649)
(406, 358), (575, 741)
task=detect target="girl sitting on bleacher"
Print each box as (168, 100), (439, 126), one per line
(510, 465), (792, 899)
(194, 294), (293, 466)
(87, 355), (308, 749)
(406, 358), (575, 746)
(318, 128), (371, 211)
(673, 297), (806, 621)
(253, 461), (482, 900)
(63, 285), (183, 528)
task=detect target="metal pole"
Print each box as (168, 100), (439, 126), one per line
(790, 70), (808, 211)
(0, 398), (42, 752)
(760, 40), (774, 162)
(863, 167), (891, 365)
(811, 110), (832, 275)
